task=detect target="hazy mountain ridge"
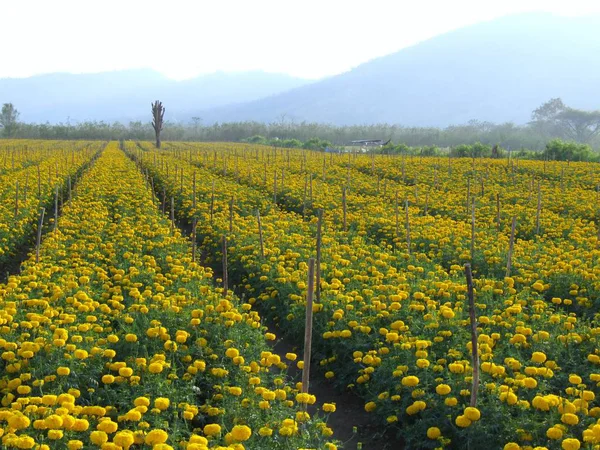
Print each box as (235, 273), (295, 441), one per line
(198, 13), (600, 126)
(0, 69), (310, 123)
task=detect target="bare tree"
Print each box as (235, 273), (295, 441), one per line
(151, 100), (165, 148)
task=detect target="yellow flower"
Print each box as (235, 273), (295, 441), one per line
(455, 415), (472, 428)
(364, 401), (377, 412)
(323, 403), (336, 413)
(436, 384), (451, 395)
(464, 407), (481, 421)
(90, 431), (108, 445)
(154, 398), (170, 411)
(57, 367), (71, 376)
(401, 376), (419, 387)
(427, 427), (441, 439)
(561, 438), (581, 450)
(203, 424), (221, 436)
(145, 429), (168, 445)
(231, 425), (252, 441)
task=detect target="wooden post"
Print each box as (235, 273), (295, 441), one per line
(506, 216), (516, 278)
(535, 182), (541, 235)
(161, 188), (166, 214)
(315, 209), (323, 302)
(424, 191), (429, 216)
(170, 197), (175, 233)
(24, 173), (28, 203)
(37, 165), (41, 198)
(464, 263), (479, 407)
(257, 210), (265, 258)
(405, 199), (411, 255)
(54, 185), (59, 231)
(210, 181), (215, 225)
(496, 193), (501, 230)
(342, 186), (347, 232)
(466, 178), (471, 219)
(222, 235), (228, 297)
(394, 191), (399, 237)
(191, 218), (197, 262)
(14, 180), (19, 219)
(35, 208), (45, 263)
(192, 172), (197, 210)
(302, 257), (316, 394)
(470, 197), (476, 262)
(68, 176), (72, 201)
(229, 196), (234, 233)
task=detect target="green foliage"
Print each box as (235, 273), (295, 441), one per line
(449, 142), (492, 158)
(542, 139), (594, 161)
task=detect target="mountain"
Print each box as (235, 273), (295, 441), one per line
(199, 13), (600, 127)
(0, 70), (309, 123)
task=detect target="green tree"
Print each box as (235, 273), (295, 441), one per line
(530, 98), (600, 143)
(0, 103), (20, 137)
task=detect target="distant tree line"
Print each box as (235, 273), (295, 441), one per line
(1, 99), (599, 161)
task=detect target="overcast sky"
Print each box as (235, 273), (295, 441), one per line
(4, 0), (600, 80)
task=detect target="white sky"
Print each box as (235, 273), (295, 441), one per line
(3, 0), (600, 80)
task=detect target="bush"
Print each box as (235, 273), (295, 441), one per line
(542, 139), (593, 161)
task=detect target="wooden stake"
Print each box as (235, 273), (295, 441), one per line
(302, 257), (316, 394)
(394, 191), (399, 237)
(210, 181), (215, 225)
(496, 193), (501, 230)
(257, 210), (265, 258)
(506, 216), (516, 278)
(535, 182), (541, 235)
(464, 263), (479, 407)
(315, 209), (323, 302)
(229, 196), (234, 233)
(54, 185), (59, 231)
(14, 180), (19, 219)
(405, 199), (411, 255)
(35, 208), (45, 263)
(342, 186), (347, 232)
(191, 218), (197, 262)
(470, 197), (475, 262)
(170, 197), (175, 233)
(222, 235), (228, 297)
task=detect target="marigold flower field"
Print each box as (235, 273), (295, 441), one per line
(0, 139), (599, 450)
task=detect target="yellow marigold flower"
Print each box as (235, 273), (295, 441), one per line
(455, 415), (472, 428)
(427, 427), (441, 439)
(145, 429), (168, 445)
(258, 426), (273, 437)
(57, 367), (70, 376)
(134, 397), (150, 407)
(67, 440), (84, 450)
(464, 407), (481, 421)
(231, 425), (252, 441)
(531, 352), (547, 364)
(90, 431), (108, 445)
(148, 362), (163, 374)
(48, 429), (64, 440)
(547, 427), (563, 440)
(285, 353), (297, 361)
(203, 424), (221, 436)
(401, 376), (419, 387)
(561, 413), (579, 425)
(568, 374), (582, 385)
(323, 403), (336, 413)
(561, 438), (581, 450)
(114, 431), (135, 448)
(364, 401), (377, 412)
(154, 398), (170, 411)
(503, 444), (520, 450)
(436, 384), (451, 395)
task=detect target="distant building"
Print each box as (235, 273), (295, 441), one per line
(349, 139), (391, 147)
